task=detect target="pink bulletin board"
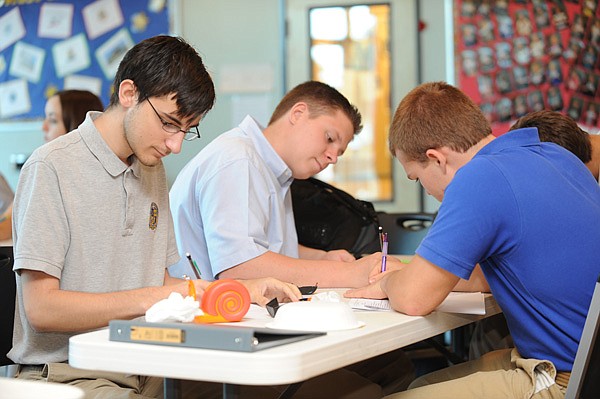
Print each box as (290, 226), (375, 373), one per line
(455, 0), (600, 135)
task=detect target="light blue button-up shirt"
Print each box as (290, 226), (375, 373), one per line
(169, 115), (297, 281)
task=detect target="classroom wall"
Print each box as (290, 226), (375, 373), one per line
(163, 0), (286, 187)
(418, 0), (453, 212)
(0, 0), (451, 212)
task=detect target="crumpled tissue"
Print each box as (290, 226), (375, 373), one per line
(311, 291), (341, 302)
(145, 292), (203, 323)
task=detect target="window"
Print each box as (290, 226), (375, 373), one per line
(309, 4), (393, 202)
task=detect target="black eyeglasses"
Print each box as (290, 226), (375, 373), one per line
(146, 98), (201, 141)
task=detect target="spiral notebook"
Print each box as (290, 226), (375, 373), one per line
(109, 320), (325, 352)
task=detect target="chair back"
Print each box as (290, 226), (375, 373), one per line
(0, 247), (15, 367)
(565, 274), (600, 399)
(377, 212), (435, 254)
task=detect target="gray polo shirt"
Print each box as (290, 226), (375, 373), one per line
(9, 112), (179, 364)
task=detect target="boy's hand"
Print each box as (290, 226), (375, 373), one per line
(239, 277), (302, 306)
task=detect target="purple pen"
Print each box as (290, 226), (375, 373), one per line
(381, 233), (388, 272)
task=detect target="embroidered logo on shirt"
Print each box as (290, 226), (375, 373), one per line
(149, 202), (159, 230)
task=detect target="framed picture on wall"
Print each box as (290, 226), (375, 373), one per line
(95, 28), (134, 80)
(52, 34), (91, 78)
(38, 3), (74, 39)
(82, 0), (124, 40)
(9, 42), (45, 83)
(0, 79), (31, 118)
(0, 8), (26, 53)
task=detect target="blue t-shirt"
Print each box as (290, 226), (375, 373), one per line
(418, 128), (600, 371)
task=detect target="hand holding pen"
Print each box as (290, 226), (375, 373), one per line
(380, 233), (388, 273)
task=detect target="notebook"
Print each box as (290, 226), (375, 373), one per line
(109, 319), (325, 352)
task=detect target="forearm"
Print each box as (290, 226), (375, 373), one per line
(298, 244), (327, 260)
(29, 287), (177, 332)
(381, 257), (459, 316)
(218, 251), (367, 287)
(22, 270), (193, 333)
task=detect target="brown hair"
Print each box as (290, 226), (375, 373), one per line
(56, 90), (104, 131)
(509, 110), (592, 163)
(108, 36), (215, 121)
(268, 81), (362, 135)
(389, 81), (491, 162)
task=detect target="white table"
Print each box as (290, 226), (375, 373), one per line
(69, 293), (500, 398)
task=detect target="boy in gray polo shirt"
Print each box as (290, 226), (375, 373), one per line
(9, 36), (308, 398)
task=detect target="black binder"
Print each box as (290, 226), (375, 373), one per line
(109, 320), (325, 352)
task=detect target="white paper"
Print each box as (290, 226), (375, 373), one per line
(9, 42), (46, 83)
(148, 0), (167, 13)
(0, 8), (26, 52)
(52, 34), (91, 78)
(38, 3), (74, 39)
(348, 298), (393, 311)
(83, 0), (124, 40)
(0, 79), (31, 118)
(95, 28), (134, 79)
(436, 292), (486, 315)
(348, 292), (486, 315)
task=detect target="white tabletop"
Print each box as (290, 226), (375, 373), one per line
(69, 293), (500, 386)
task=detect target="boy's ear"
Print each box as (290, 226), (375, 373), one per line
(425, 148), (447, 169)
(289, 102), (308, 125)
(118, 79), (138, 108)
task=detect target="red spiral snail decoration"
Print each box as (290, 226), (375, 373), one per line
(194, 279), (250, 323)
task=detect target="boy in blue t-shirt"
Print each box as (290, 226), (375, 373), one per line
(347, 81), (600, 399)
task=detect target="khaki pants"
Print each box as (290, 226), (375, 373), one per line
(384, 348), (566, 399)
(16, 362), (386, 399)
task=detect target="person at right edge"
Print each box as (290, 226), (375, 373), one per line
(346, 81), (600, 399)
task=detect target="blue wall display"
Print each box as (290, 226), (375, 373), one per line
(0, 0), (170, 120)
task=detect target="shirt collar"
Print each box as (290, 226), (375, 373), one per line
(239, 115), (293, 187)
(79, 111), (142, 178)
(477, 127), (540, 156)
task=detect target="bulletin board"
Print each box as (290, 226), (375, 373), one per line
(0, 0), (170, 120)
(455, 0), (600, 135)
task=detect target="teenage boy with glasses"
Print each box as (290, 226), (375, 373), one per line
(9, 35), (306, 398)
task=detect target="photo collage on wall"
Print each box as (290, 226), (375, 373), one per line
(455, 0), (600, 134)
(0, 0), (169, 120)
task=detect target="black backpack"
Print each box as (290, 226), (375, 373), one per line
(290, 177), (381, 258)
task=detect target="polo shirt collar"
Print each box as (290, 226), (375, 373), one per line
(477, 127), (540, 156)
(79, 111), (142, 178)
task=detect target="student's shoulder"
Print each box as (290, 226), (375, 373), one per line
(24, 132), (84, 168)
(459, 155), (503, 182)
(202, 131), (260, 161)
